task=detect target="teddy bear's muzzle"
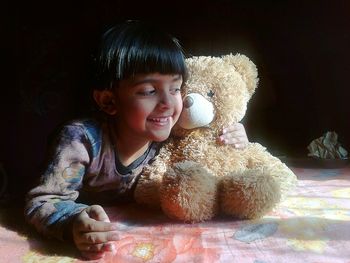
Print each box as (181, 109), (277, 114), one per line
(178, 93), (215, 129)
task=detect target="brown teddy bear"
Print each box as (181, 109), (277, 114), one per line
(134, 54), (297, 222)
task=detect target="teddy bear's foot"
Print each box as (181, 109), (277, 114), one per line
(160, 161), (218, 222)
(220, 168), (281, 219)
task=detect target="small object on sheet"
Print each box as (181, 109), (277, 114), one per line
(307, 131), (348, 159)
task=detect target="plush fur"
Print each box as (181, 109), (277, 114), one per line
(134, 54), (297, 221)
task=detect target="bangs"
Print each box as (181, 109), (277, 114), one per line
(95, 21), (187, 89)
(120, 42), (187, 79)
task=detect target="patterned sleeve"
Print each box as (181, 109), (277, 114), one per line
(24, 123), (92, 240)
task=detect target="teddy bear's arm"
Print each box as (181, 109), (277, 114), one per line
(133, 149), (170, 209)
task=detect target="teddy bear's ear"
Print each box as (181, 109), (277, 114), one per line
(222, 54), (259, 96)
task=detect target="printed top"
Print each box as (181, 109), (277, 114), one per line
(24, 118), (160, 240)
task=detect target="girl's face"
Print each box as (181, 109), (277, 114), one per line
(113, 73), (183, 143)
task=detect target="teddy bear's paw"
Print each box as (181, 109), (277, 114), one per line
(219, 169), (282, 219)
(160, 161), (219, 222)
(134, 164), (166, 209)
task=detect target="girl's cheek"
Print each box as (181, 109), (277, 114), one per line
(177, 96), (184, 110)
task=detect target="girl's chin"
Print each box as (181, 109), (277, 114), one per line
(146, 120), (173, 139)
(149, 130), (172, 142)
(151, 134), (171, 142)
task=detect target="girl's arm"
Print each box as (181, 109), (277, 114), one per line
(24, 124), (90, 240)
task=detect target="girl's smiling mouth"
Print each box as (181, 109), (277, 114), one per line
(147, 116), (171, 126)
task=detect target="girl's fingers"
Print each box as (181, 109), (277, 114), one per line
(74, 206), (117, 232)
(81, 230), (120, 244)
(73, 206), (119, 260)
(79, 242), (116, 253)
(222, 139), (248, 149)
(75, 216), (117, 232)
(222, 123), (245, 133)
(220, 123), (248, 148)
(233, 142), (248, 149)
(220, 133), (248, 141)
(220, 135), (248, 144)
(86, 205), (111, 222)
(101, 242), (116, 253)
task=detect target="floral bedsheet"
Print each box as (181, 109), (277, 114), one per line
(1, 167), (350, 262)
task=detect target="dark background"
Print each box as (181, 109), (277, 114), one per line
(2, 0), (350, 202)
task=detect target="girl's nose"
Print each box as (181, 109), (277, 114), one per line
(159, 91), (173, 108)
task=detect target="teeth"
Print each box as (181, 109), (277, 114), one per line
(150, 117), (169, 123)
(150, 117), (169, 122)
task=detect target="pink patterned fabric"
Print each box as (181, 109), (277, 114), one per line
(2, 167), (350, 262)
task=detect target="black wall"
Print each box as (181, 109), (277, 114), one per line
(2, 0), (350, 200)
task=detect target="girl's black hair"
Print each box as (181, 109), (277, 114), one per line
(93, 20), (187, 89)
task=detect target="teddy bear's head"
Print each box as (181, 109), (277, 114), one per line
(175, 54), (258, 135)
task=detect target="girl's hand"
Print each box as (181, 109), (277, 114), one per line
(219, 123), (249, 149)
(72, 205), (119, 260)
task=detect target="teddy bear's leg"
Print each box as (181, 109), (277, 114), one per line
(244, 144), (298, 201)
(160, 161), (219, 222)
(219, 168), (282, 219)
(219, 143), (297, 219)
(134, 156), (167, 209)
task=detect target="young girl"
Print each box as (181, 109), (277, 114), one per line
(24, 20), (249, 260)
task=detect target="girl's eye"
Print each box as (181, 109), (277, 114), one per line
(138, 89), (156, 96)
(170, 87), (181, 94)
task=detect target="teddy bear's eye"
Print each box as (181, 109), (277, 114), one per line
(207, 90), (215, 98)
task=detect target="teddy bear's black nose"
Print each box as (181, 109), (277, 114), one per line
(183, 96), (194, 108)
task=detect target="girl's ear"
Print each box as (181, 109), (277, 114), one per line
(93, 89), (118, 115)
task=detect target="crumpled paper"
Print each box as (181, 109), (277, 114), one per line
(307, 131), (348, 159)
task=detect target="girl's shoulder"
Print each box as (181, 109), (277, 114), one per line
(70, 118), (103, 138)
(55, 118), (105, 158)
(59, 118), (102, 138)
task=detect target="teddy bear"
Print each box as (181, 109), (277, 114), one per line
(134, 54), (297, 222)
